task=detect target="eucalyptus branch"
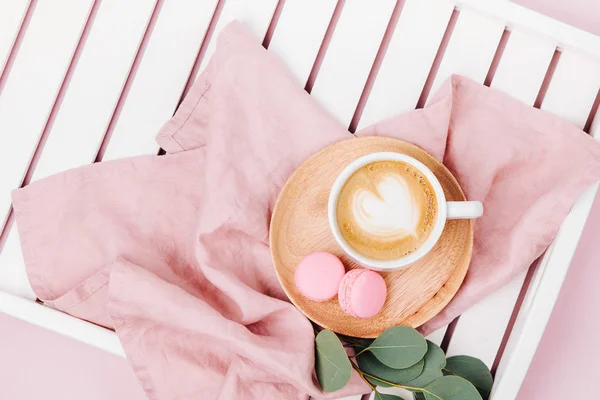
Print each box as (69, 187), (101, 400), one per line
(339, 335), (364, 346)
(350, 362), (436, 399)
(355, 369), (422, 392)
(314, 326), (492, 399)
(349, 358), (376, 391)
(354, 347), (369, 357)
(349, 356), (435, 398)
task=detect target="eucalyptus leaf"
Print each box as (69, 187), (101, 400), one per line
(423, 376), (482, 400)
(315, 330), (352, 392)
(358, 350), (424, 387)
(404, 340), (446, 388)
(413, 392), (426, 400)
(366, 326), (428, 369)
(374, 390), (405, 400)
(443, 356), (493, 400)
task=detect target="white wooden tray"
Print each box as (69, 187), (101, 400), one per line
(1, 1), (599, 399)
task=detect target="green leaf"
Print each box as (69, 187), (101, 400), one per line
(315, 330), (352, 392)
(358, 351), (424, 387)
(366, 326), (428, 369)
(423, 376), (482, 400)
(351, 338), (374, 354)
(443, 356), (493, 400)
(413, 393), (426, 400)
(404, 340), (446, 388)
(374, 390), (405, 400)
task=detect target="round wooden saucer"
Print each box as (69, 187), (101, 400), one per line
(269, 137), (473, 338)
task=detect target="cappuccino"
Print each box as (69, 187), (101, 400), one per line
(336, 160), (437, 261)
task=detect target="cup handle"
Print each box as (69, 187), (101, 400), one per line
(446, 201), (483, 219)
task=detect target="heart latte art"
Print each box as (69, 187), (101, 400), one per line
(336, 161), (438, 261)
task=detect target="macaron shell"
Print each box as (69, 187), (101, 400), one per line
(294, 252), (346, 302)
(338, 269), (362, 316)
(339, 269), (387, 319)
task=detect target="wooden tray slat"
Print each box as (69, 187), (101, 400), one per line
(490, 28), (556, 105)
(310, 0), (396, 125)
(268, 0), (338, 85)
(0, 0), (29, 76)
(0, 0), (157, 301)
(0, 0), (94, 299)
(0, 0), (93, 224)
(430, 7), (505, 95)
(358, 0), (455, 129)
(541, 48), (600, 129)
(446, 25), (558, 366)
(101, 0), (218, 160)
(195, 0), (279, 80)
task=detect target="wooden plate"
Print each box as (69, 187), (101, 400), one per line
(269, 137), (473, 338)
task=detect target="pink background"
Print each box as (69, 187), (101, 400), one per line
(515, 0), (600, 36)
(1, 1), (600, 399)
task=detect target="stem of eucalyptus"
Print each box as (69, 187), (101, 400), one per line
(358, 370), (421, 391)
(350, 362), (436, 398)
(340, 336), (364, 346)
(348, 358), (376, 391)
(354, 348), (369, 357)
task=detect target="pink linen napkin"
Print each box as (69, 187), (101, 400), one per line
(11, 21), (600, 399)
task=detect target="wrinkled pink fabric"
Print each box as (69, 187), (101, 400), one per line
(11, 21), (600, 399)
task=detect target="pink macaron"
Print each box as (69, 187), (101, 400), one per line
(294, 252), (346, 302)
(338, 269), (387, 319)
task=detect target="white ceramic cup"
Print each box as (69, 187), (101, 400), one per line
(328, 152), (483, 271)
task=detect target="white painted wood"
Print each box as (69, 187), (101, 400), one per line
(0, 0), (93, 222)
(426, 327), (447, 347)
(268, 0), (338, 85)
(358, 0), (455, 129)
(492, 182), (599, 400)
(491, 29), (556, 104)
(423, 10), (503, 362)
(0, 3), (599, 400)
(0, 0), (156, 300)
(0, 0), (29, 76)
(32, 0), (156, 180)
(592, 105), (600, 137)
(460, 0), (600, 59)
(430, 8), (505, 96)
(541, 48), (600, 129)
(101, 0), (218, 160)
(310, 0), (396, 125)
(446, 28), (557, 368)
(0, 290), (125, 357)
(446, 271), (527, 365)
(370, 387), (413, 400)
(491, 57), (600, 400)
(0, 230), (35, 299)
(449, 44), (600, 373)
(195, 0), (279, 78)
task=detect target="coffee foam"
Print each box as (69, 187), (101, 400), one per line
(351, 173), (420, 239)
(336, 160), (437, 261)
